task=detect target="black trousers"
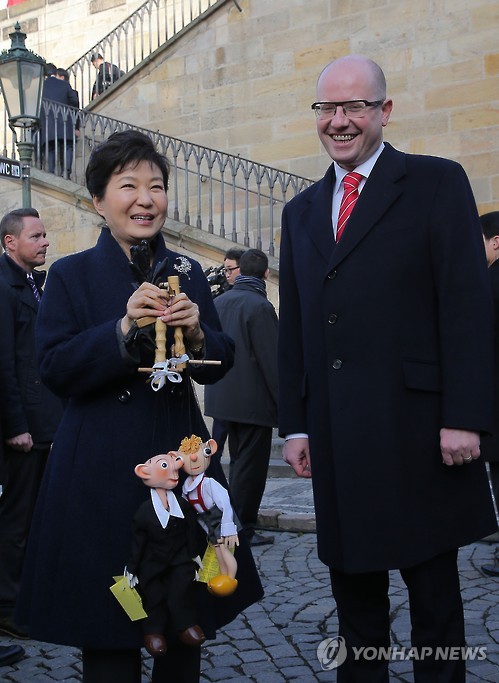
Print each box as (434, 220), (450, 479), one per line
(0, 445), (49, 617)
(226, 422), (272, 533)
(329, 549), (465, 682)
(212, 418), (228, 460)
(141, 562), (197, 635)
(82, 644), (201, 683)
(47, 140), (74, 177)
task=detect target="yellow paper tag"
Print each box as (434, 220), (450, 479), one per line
(197, 543), (221, 583)
(197, 543), (235, 583)
(110, 576), (148, 621)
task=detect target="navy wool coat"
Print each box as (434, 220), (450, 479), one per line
(18, 227), (262, 649)
(278, 143), (497, 573)
(0, 255), (63, 447)
(39, 76), (79, 143)
(480, 259), (499, 464)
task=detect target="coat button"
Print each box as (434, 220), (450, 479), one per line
(328, 314), (338, 325)
(332, 359), (342, 370)
(327, 270), (337, 279)
(118, 390), (131, 403)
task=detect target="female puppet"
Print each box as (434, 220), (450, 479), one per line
(179, 435), (239, 596)
(126, 452), (205, 658)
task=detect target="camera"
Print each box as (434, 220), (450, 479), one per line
(204, 264), (230, 299)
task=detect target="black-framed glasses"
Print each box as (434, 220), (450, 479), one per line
(311, 100), (385, 120)
(223, 266), (240, 274)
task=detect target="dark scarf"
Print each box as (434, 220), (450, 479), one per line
(233, 274), (267, 298)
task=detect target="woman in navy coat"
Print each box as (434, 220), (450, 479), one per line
(18, 130), (262, 683)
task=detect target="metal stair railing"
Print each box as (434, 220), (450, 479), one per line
(2, 101), (314, 256)
(67, 0), (233, 109)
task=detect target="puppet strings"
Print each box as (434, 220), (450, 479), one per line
(148, 374), (210, 456)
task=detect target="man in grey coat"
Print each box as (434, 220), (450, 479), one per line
(205, 249), (278, 546)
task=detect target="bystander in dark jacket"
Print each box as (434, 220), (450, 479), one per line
(0, 208), (64, 639)
(205, 248), (278, 546)
(91, 53), (124, 99)
(479, 211), (499, 576)
(39, 63), (79, 178)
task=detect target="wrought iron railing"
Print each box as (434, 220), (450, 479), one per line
(1, 102), (314, 256)
(66, 0), (234, 109)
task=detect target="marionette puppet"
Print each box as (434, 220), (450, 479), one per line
(176, 435), (239, 597)
(124, 452), (206, 657)
(128, 240), (221, 390)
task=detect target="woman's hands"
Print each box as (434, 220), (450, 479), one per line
(161, 291), (204, 349)
(121, 282), (204, 348)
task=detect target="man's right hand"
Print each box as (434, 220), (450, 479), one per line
(283, 437), (312, 478)
(6, 432), (33, 453)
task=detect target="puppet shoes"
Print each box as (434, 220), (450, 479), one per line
(144, 634), (168, 657)
(144, 625), (205, 657)
(178, 625), (206, 647)
(207, 574), (238, 597)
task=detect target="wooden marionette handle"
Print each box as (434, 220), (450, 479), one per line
(167, 275), (186, 370)
(155, 283), (168, 365)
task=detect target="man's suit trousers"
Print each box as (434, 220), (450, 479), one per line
(227, 422), (272, 534)
(329, 549), (465, 683)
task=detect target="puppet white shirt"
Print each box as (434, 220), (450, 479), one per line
(151, 488), (184, 529)
(182, 474), (238, 537)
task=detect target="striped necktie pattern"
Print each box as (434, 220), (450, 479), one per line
(336, 172), (363, 242)
(27, 273), (41, 302)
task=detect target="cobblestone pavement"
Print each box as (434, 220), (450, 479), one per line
(1, 475), (498, 682)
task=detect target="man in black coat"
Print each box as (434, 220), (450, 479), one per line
(0, 416), (25, 667)
(205, 249), (278, 546)
(479, 211), (499, 577)
(39, 63), (79, 178)
(91, 53), (123, 99)
(278, 55), (497, 682)
(0, 208), (64, 639)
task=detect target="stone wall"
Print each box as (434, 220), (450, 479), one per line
(0, 0), (142, 66)
(1, 0), (498, 215)
(92, 0), (499, 213)
(0, 170), (279, 305)
(0, 170), (100, 270)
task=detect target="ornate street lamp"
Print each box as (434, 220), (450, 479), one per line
(0, 23), (45, 207)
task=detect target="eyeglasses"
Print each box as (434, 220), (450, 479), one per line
(311, 100), (385, 120)
(223, 266), (240, 274)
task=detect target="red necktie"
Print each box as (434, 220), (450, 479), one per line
(336, 172), (363, 242)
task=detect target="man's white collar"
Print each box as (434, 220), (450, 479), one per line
(151, 488), (184, 528)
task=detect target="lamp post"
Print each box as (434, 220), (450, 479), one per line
(0, 23), (45, 208)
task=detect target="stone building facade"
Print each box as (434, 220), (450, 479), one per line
(0, 0), (498, 279)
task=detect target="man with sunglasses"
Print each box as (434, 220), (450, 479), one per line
(278, 54), (497, 682)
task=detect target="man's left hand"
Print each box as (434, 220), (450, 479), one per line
(440, 428), (480, 466)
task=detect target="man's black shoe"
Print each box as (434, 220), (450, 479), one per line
(0, 644), (25, 667)
(481, 563), (499, 578)
(0, 616), (29, 639)
(249, 532), (274, 546)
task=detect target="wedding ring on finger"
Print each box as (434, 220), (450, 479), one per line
(463, 455), (473, 463)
